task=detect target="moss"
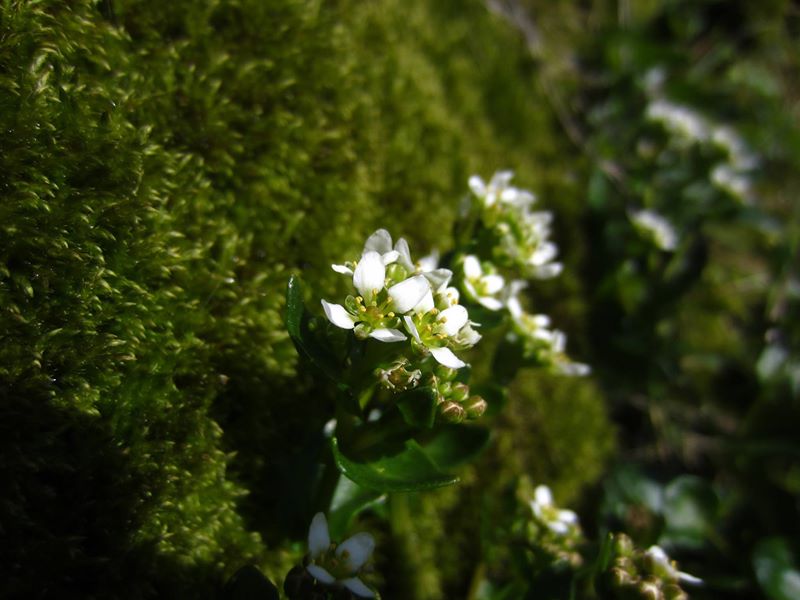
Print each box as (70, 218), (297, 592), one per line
(1, 0), (606, 596)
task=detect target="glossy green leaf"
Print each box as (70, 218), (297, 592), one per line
(753, 538), (800, 600)
(285, 275), (344, 384)
(327, 475), (385, 540)
(396, 386), (437, 428)
(419, 424), (490, 470)
(221, 565), (280, 600)
(331, 436), (458, 492)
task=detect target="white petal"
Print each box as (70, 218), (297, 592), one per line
(678, 571), (703, 585)
(442, 286), (460, 306)
(490, 170), (514, 189)
(413, 290), (435, 314)
(308, 512), (331, 557)
(423, 268), (452, 291)
(438, 305), (468, 337)
(353, 251), (386, 300)
(530, 242), (558, 265)
(430, 346), (466, 369)
(483, 274), (505, 294)
(558, 509), (579, 524)
(321, 300), (356, 329)
(478, 297), (504, 311)
(534, 485), (553, 507)
(306, 564), (335, 584)
(341, 577), (375, 598)
(387, 275), (430, 314)
(462, 255), (482, 279)
(381, 250), (399, 265)
(394, 238), (415, 271)
(532, 262), (562, 279)
(337, 532), (375, 572)
(332, 263), (354, 275)
(417, 250), (440, 272)
(403, 316), (421, 343)
(369, 328), (406, 342)
(363, 229), (393, 255)
(468, 175), (486, 197)
(547, 520), (570, 535)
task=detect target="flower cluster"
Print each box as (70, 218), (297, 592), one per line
(468, 171), (562, 279)
(505, 281), (590, 376)
(518, 482), (583, 568)
(322, 229), (480, 369)
(644, 68), (758, 204)
(602, 533), (700, 600)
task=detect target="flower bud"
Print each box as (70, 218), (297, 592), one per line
(614, 532), (634, 557)
(377, 360), (421, 391)
(639, 578), (663, 600)
(610, 566), (635, 588)
(438, 401), (466, 423)
(663, 584), (687, 600)
(463, 395), (487, 419)
(450, 382), (470, 403)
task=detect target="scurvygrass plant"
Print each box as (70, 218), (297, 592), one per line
(281, 171), (589, 597)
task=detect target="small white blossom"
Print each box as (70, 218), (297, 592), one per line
(306, 512), (376, 598)
(711, 164), (752, 203)
(404, 303), (475, 369)
(646, 99), (710, 143)
(461, 255), (505, 310)
(646, 545), (703, 586)
(469, 170), (535, 210)
(629, 209), (678, 251)
(504, 281), (589, 376)
(321, 250), (430, 342)
(530, 485), (580, 536)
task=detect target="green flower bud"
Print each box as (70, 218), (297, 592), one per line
(463, 395), (487, 419)
(610, 566), (635, 588)
(614, 532), (635, 557)
(438, 401), (466, 423)
(450, 382), (470, 403)
(639, 578), (663, 600)
(663, 584), (687, 600)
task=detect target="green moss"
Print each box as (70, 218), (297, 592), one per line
(1, 0), (607, 596)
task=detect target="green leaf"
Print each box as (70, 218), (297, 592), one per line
(418, 424), (490, 470)
(396, 386), (437, 428)
(327, 476), (385, 540)
(285, 275), (345, 384)
(753, 538), (800, 600)
(331, 436), (458, 492)
(221, 565), (280, 600)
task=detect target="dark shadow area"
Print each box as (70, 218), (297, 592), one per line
(0, 384), (222, 599)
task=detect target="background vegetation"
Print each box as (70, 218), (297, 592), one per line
(1, 0), (797, 598)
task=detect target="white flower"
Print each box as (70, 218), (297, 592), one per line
(461, 255), (505, 310)
(469, 170), (536, 210)
(629, 209), (678, 251)
(711, 164), (752, 203)
(403, 303), (478, 369)
(646, 99), (710, 143)
(321, 251), (430, 342)
(530, 485), (580, 536)
(504, 281), (589, 377)
(646, 545), (703, 586)
(306, 512), (376, 598)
